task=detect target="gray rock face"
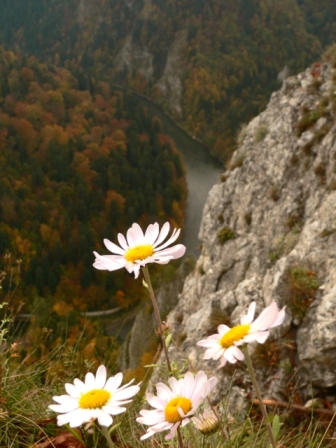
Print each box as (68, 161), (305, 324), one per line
(161, 58), (336, 405)
(156, 32), (186, 118)
(115, 36), (154, 81)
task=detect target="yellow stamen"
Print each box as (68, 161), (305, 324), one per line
(165, 397), (192, 423)
(125, 245), (154, 263)
(79, 389), (111, 409)
(219, 324), (250, 348)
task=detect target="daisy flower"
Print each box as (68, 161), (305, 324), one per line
(192, 408), (219, 435)
(197, 301), (286, 368)
(93, 222), (186, 279)
(136, 371), (217, 440)
(49, 365), (140, 428)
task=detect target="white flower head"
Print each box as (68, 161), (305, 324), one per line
(93, 222), (186, 279)
(136, 371), (217, 440)
(49, 365), (140, 428)
(192, 408), (219, 435)
(197, 301), (286, 368)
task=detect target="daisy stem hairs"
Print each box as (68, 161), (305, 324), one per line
(242, 345), (276, 448)
(142, 265), (172, 372)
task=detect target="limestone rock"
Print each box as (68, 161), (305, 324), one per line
(154, 55), (336, 408)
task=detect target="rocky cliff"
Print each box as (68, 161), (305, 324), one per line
(155, 46), (336, 410)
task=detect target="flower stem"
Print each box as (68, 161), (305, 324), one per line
(101, 426), (115, 448)
(186, 422), (201, 448)
(241, 345), (277, 448)
(142, 267), (185, 448)
(177, 427), (185, 448)
(142, 266), (172, 372)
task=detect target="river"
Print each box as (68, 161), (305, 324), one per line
(134, 93), (223, 256)
(16, 93), (223, 338)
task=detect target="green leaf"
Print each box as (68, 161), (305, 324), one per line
(64, 425), (85, 444)
(109, 422), (121, 434)
(271, 415), (282, 442)
(165, 333), (172, 348)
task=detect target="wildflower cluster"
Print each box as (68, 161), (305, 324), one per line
(48, 222), (286, 447)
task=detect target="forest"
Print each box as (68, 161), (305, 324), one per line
(0, 0), (334, 158)
(1, 3), (336, 446)
(0, 47), (187, 318)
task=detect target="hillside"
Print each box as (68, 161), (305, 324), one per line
(0, 47), (187, 312)
(0, 0), (333, 158)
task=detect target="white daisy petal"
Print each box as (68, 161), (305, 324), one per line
(165, 422), (181, 440)
(65, 383), (80, 398)
(138, 370), (216, 441)
(231, 346), (245, 361)
(113, 385), (141, 401)
(145, 223), (159, 244)
(168, 376), (182, 397)
(105, 372), (123, 392)
(93, 222), (186, 278)
(103, 239), (125, 256)
(103, 405), (126, 415)
(49, 365), (140, 428)
(269, 306), (286, 328)
(68, 409), (88, 427)
(73, 378), (86, 393)
(217, 324), (230, 334)
(248, 330), (270, 344)
(97, 409), (113, 427)
(224, 347), (238, 364)
(241, 301), (256, 324)
(49, 401), (79, 413)
(155, 228), (181, 251)
(153, 221), (170, 246)
(95, 365), (107, 389)
(117, 232), (129, 251)
(140, 431), (155, 440)
(154, 244), (186, 260)
(93, 253), (126, 271)
(155, 382), (174, 403)
(146, 394), (165, 410)
(85, 372), (96, 388)
(133, 264), (141, 278)
(197, 301), (285, 368)
(126, 225), (137, 247)
(52, 395), (78, 405)
(203, 346), (222, 360)
(250, 301), (280, 331)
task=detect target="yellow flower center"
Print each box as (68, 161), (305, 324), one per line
(219, 324), (250, 348)
(165, 397), (192, 423)
(79, 389), (111, 409)
(125, 244), (154, 263)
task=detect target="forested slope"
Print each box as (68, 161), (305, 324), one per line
(0, 48), (186, 311)
(0, 0), (332, 157)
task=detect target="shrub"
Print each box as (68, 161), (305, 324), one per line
(286, 265), (318, 320)
(254, 124), (268, 142)
(217, 227), (235, 245)
(228, 153), (245, 170)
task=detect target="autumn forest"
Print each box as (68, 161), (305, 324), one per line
(1, 0), (336, 369)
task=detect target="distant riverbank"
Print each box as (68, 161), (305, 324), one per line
(132, 92), (223, 256)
